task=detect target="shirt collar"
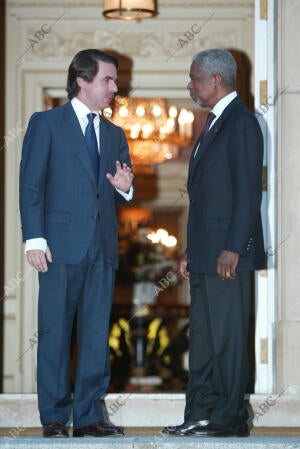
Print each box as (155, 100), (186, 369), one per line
(211, 91), (237, 119)
(71, 97), (100, 119)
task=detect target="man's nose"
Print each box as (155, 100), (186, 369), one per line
(110, 80), (118, 92)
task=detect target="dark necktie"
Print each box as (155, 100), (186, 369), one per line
(85, 112), (100, 182)
(194, 111), (216, 158)
(199, 111), (216, 143)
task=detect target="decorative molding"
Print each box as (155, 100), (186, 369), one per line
(7, 0), (254, 21)
(19, 29), (238, 61)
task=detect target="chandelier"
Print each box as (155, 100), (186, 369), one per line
(103, 0), (157, 20)
(147, 228), (177, 248)
(103, 97), (194, 165)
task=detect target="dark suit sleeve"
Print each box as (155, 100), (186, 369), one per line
(19, 112), (50, 241)
(114, 127), (134, 205)
(224, 113), (263, 254)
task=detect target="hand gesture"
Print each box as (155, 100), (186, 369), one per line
(106, 161), (134, 193)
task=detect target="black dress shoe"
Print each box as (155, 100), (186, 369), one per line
(162, 420), (209, 436)
(43, 422), (68, 438)
(73, 421), (124, 437)
(191, 422), (249, 437)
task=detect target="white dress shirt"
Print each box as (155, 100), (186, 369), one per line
(194, 91), (237, 158)
(25, 97), (133, 253)
(71, 97), (101, 149)
(210, 90), (237, 125)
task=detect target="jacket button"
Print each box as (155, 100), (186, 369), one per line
(96, 194), (100, 199)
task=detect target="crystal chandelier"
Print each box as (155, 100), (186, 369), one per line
(103, 0), (157, 20)
(103, 97), (194, 165)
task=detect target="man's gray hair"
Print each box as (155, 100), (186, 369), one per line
(192, 49), (237, 90)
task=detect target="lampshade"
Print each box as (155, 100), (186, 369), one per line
(103, 0), (156, 20)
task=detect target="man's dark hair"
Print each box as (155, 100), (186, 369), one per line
(66, 49), (119, 100)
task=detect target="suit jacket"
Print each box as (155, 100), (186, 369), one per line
(186, 96), (265, 273)
(19, 101), (132, 268)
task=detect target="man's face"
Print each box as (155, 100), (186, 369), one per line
(76, 60), (118, 110)
(187, 61), (217, 109)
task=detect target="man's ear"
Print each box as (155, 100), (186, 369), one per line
(76, 77), (87, 89)
(215, 73), (223, 85)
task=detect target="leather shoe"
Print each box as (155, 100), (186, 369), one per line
(191, 422), (249, 437)
(73, 421), (124, 437)
(162, 420), (209, 436)
(43, 422), (68, 438)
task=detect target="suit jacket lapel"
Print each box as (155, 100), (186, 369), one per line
(188, 96), (242, 184)
(98, 118), (111, 187)
(61, 102), (97, 186)
(188, 138), (201, 180)
(188, 123), (220, 182)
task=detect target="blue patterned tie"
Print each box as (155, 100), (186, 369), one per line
(85, 113), (100, 182)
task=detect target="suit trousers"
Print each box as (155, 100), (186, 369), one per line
(37, 219), (115, 427)
(184, 272), (250, 427)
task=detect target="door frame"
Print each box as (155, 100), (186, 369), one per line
(254, 0), (277, 394)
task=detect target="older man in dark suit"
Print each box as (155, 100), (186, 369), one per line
(163, 49), (265, 437)
(19, 49), (133, 438)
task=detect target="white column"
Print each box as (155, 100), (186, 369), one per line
(254, 0), (277, 393)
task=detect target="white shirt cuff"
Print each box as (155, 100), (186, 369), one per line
(115, 185), (133, 201)
(25, 238), (47, 254)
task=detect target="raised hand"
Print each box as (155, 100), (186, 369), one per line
(106, 160), (134, 193)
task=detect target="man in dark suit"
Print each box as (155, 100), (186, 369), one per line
(19, 49), (134, 438)
(162, 49), (265, 437)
